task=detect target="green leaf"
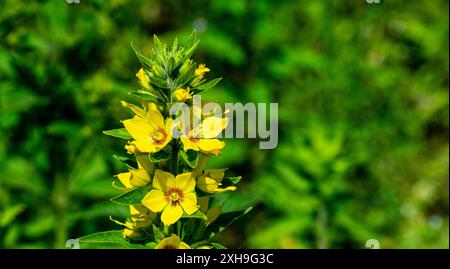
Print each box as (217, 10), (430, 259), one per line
(192, 78), (222, 94)
(131, 42), (152, 68)
(149, 151), (170, 162)
(152, 225), (165, 241)
(184, 30), (197, 52)
(209, 192), (259, 214)
(180, 150), (198, 168)
(210, 242), (227, 249)
(182, 210), (207, 221)
(78, 230), (147, 248)
(0, 204), (26, 228)
(103, 128), (132, 140)
(113, 154), (137, 170)
(153, 34), (164, 53)
(110, 186), (151, 205)
(221, 176), (241, 186)
(78, 230), (124, 244)
(175, 63), (196, 87)
(129, 91), (165, 105)
(145, 242), (158, 249)
(148, 72), (169, 89)
(204, 207), (252, 240)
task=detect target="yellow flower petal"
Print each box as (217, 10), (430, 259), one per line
(175, 172), (195, 192)
(129, 205), (148, 217)
(195, 64), (210, 77)
(125, 143), (139, 154)
(142, 189), (167, 213)
(161, 204), (183, 226)
(164, 118), (174, 141)
(179, 242), (191, 249)
(156, 234), (188, 249)
(123, 228), (143, 239)
(215, 186), (237, 193)
(200, 117), (228, 138)
(145, 107), (165, 129)
(196, 139), (225, 152)
(132, 139), (157, 153)
(136, 68), (150, 89)
(180, 135), (199, 152)
(116, 172), (132, 189)
(123, 117), (155, 140)
(197, 176), (220, 193)
(181, 192), (198, 215)
(129, 169), (150, 187)
(121, 101), (146, 118)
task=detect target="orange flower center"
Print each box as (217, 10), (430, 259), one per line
(151, 128), (167, 145)
(166, 188), (183, 205)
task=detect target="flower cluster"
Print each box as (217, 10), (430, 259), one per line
(80, 31), (249, 249)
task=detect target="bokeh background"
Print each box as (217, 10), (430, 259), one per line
(0, 0), (448, 249)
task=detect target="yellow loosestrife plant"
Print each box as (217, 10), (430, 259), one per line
(78, 31), (251, 249)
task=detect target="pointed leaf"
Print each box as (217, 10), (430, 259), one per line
(192, 78), (222, 94)
(110, 186), (151, 205)
(103, 128), (132, 140)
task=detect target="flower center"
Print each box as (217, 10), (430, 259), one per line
(188, 128), (200, 142)
(151, 128), (167, 145)
(170, 192), (179, 202)
(166, 188), (183, 205)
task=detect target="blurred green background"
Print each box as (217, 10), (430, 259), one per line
(0, 0), (448, 249)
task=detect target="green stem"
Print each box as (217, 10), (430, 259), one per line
(52, 175), (68, 248)
(170, 140), (178, 175)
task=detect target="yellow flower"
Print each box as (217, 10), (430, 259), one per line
(135, 154), (154, 173)
(114, 169), (150, 190)
(191, 64), (210, 87)
(130, 205), (156, 228)
(110, 205), (154, 239)
(142, 170), (198, 226)
(155, 234), (190, 249)
(125, 143), (139, 154)
(197, 169), (237, 194)
(180, 114), (228, 156)
(198, 196), (221, 224)
(122, 108), (173, 153)
(120, 101), (146, 118)
(195, 64), (210, 77)
(173, 88), (192, 102)
(136, 68), (151, 90)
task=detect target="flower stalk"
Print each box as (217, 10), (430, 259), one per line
(79, 31), (250, 249)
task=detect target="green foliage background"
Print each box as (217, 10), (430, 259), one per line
(0, 0), (448, 248)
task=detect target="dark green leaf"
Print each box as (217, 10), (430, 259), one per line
(221, 176), (241, 186)
(180, 150), (198, 168)
(182, 210), (207, 221)
(110, 186), (151, 205)
(113, 154), (137, 170)
(149, 151), (170, 162)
